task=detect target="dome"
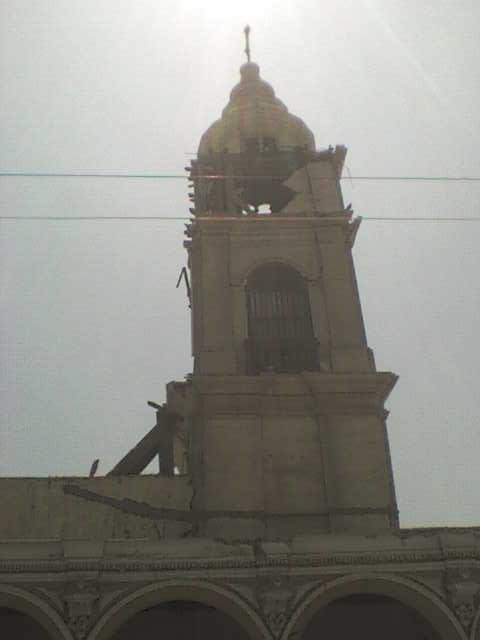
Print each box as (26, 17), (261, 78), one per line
(198, 62), (315, 155)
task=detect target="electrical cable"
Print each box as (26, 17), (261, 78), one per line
(1, 171), (480, 182)
(1, 215), (480, 222)
(2, 172), (479, 222)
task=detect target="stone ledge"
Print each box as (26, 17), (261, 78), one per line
(192, 371), (397, 400)
(1, 528), (478, 570)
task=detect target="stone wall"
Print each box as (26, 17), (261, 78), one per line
(0, 475), (192, 539)
(0, 529), (479, 640)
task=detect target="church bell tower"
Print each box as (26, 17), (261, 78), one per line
(177, 40), (398, 538)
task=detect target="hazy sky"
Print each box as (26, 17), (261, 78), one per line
(1, 1), (479, 528)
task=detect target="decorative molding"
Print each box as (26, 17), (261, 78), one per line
(1, 547), (480, 575)
(289, 578), (331, 611)
(223, 582), (257, 608)
(87, 578), (271, 640)
(31, 586), (64, 614)
(257, 574), (294, 637)
(63, 581), (99, 640)
(445, 569), (480, 632)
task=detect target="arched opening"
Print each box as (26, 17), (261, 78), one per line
(302, 593), (441, 640)
(110, 600), (250, 640)
(287, 577), (464, 640)
(0, 588), (71, 640)
(245, 262), (318, 374)
(93, 582), (269, 640)
(0, 607), (53, 639)
(474, 608), (480, 640)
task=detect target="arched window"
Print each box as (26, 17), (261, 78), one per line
(245, 263), (318, 374)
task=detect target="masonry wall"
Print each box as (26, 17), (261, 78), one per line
(188, 373), (397, 538)
(188, 216), (372, 377)
(0, 475), (192, 539)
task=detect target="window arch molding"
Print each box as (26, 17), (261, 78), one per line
(236, 256), (318, 288)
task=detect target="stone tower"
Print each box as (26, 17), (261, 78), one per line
(177, 58), (399, 538)
(0, 45), (477, 640)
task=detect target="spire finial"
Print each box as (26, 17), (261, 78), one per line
(244, 25), (251, 63)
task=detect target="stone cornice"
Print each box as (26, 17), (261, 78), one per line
(1, 530), (479, 575)
(192, 371), (397, 407)
(191, 215), (354, 235)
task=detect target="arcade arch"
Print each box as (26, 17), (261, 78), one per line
(90, 581), (270, 640)
(282, 575), (466, 640)
(0, 584), (73, 640)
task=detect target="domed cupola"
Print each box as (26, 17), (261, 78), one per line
(198, 59), (315, 156)
(187, 28), (346, 218)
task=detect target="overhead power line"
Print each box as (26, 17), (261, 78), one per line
(1, 215), (480, 223)
(1, 171), (480, 182)
(363, 216), (480, 222)
(0, 215), (190, 221)
(2, 172), (479, 223)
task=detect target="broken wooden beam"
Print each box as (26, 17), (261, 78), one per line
(107, 406), (178, 476)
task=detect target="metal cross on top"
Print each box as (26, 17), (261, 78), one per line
(244, 25), (251, 63)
